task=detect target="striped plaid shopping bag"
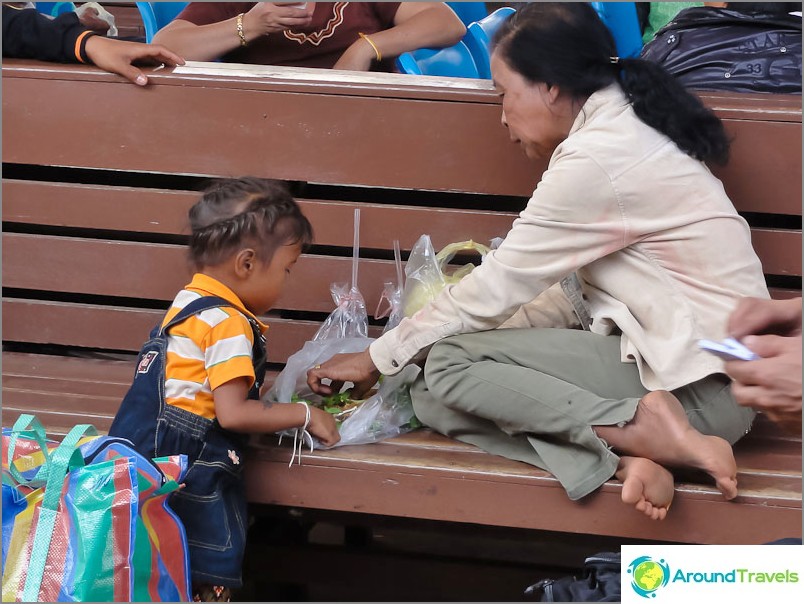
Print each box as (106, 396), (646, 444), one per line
(2, 415), (191, 602)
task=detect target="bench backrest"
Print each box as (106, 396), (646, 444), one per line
(3, 61), (801, 368)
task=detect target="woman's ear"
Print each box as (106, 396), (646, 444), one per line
(234, 248), (257, 278)
(545, 83), (562, 105)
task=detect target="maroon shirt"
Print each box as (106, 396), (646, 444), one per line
(177, 2), (401, 69)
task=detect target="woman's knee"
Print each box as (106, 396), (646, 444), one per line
(423, 337), (473, 401)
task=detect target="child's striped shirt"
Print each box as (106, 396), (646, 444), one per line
(161, 273), (268, 419)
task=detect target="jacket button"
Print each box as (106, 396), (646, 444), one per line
(391, 360), (399, 368)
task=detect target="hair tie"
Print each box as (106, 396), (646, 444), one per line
(609, 56), (620, 65)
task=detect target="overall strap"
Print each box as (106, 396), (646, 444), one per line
(159, 295), (233, 335)
(160, 295), (267, 391)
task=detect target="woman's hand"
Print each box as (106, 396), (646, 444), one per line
(243, 2), (314, 37)
(307, 406), (341, 447)
(307, 349), (380, 399)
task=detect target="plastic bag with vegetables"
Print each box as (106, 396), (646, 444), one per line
(264, 215), (420, 450)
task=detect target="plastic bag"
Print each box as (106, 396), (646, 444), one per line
(314, 283), (368, 340)
(2, 415), (190, 602)
(75, 2), (118, 37)
(266, 215), (419, 449)
(268, 336), (421, 448)
(402, 235), (491, 317)
(374, 240), (405, 334)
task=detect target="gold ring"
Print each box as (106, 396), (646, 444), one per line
(314, 364), (321, 370)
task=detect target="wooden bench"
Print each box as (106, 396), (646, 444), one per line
(2, 60), (801, 551)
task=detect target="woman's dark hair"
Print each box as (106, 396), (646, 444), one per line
(492, 3), (730, 164)
(188, 177), (313, 269)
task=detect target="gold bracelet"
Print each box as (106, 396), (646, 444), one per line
(236, 13), (247, 47)
(358, 32), (381, 62)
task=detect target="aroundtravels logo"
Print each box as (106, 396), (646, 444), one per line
(627, 556), (670, 598)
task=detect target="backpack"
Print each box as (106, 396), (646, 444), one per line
(640, 6), (802, 93)
(524, 552), (621, 602)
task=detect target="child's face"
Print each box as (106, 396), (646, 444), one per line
(240, 241), (303, 315)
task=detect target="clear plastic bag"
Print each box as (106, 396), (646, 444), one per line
(402, 235), (492, 317)
(265, 217), (419, 449)
(313, 283), (368, 340)
(374, 240), (404, 334)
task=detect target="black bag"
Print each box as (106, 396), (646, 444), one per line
(640, 6), (802, 94)
(524, 552), (621, 602)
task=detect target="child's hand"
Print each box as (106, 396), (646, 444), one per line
(307, 407), (340, 447)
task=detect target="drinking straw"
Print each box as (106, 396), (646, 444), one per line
(351, 208), (360, 291)
(393, 239), (403, 289)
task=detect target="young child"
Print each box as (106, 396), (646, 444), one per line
(109, 177), (339, 602)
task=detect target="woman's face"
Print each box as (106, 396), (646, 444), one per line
(491, 52), (569, 160)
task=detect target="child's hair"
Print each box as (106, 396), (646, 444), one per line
(188, 177), (313, 269)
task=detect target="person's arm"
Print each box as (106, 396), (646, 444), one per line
(214, 378), (340, 446)
(308, 153), (625, 393)
(153, 2), (313, 62)
(3, 4), (94, 62)
(2, 5), (184, 85)
(333, 2), (466, 71)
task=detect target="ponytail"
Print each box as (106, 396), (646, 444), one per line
(618, 58), (730, 164)
(494, 3), (730, 164)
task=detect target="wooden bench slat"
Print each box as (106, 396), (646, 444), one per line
(2, 299), (384, 360)
(5, 230), (798, 315)
(3, 233), (405, 313)
(2, 180), (515, 251)
(244, 437), (800, 545)
(751, 228), (803, 276)
(2, 72), (541, 197)
(710, 118), (802, 216)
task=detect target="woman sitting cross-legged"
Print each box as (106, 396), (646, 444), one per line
(307, 3), (768, 521)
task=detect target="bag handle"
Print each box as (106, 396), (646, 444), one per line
(22, 423), (97, 602)
(6, 414), (52, 486)
(435, 240), (491, 271)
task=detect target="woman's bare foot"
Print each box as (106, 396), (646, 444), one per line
(616, 456), (675, 520)
(596, 391), (738, 500)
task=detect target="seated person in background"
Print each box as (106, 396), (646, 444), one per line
(635, 2), (703, 43)
(153, 2), (466, 71)
(724, 297), (802, 436)
(640, 2), (802, 93)
(2, 3), (183, 85)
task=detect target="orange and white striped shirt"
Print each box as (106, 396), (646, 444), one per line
(162, 273), (268, 419)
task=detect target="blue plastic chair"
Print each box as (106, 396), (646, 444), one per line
(445, 2), (488, 26)
(464, 7), (516, 79)
(36, 2), (76, 17)
(136, 2), (188, 43)
(396, 40), (480, 79)
(591, 2), (643, 58)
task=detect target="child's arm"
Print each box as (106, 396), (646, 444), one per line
(214, 378), (340, 446)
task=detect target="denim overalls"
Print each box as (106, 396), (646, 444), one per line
(109, 295), (266, 588)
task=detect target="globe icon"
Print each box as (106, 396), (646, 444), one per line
(633, 561), (665, 593)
